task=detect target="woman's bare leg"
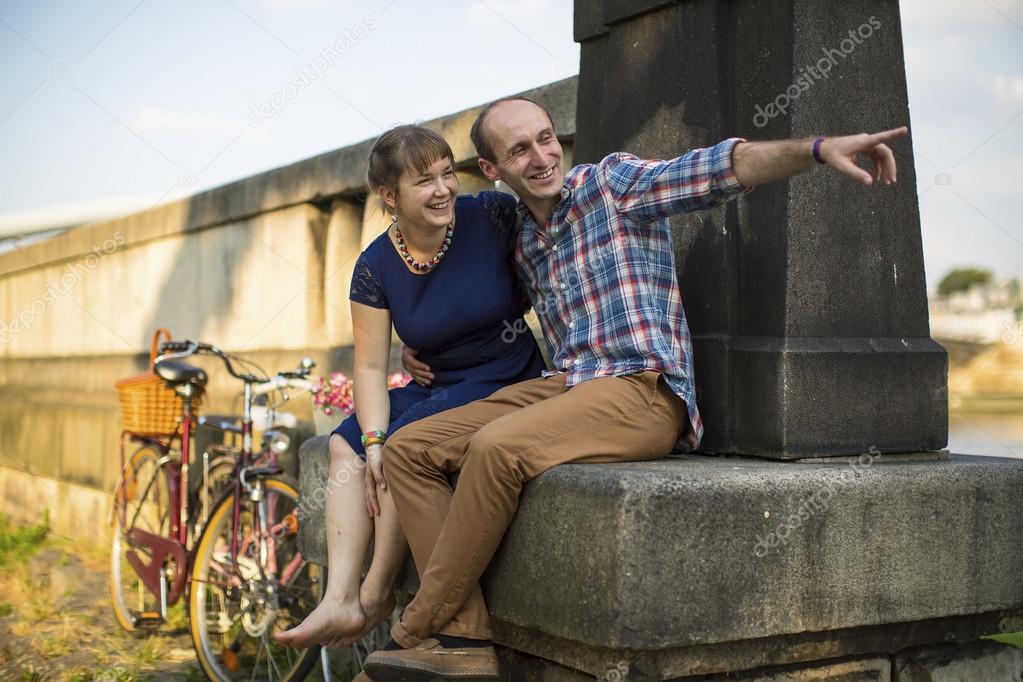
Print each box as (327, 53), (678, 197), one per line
(275, 435), (371, 648)
(335, 484), (408, 647)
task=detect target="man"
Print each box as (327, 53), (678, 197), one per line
(364, 96), (905, 681)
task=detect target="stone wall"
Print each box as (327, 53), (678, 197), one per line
(0, 77), (577, 535)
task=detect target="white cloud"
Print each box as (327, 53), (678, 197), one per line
(990, 74), (1023, 105)
(467, 0), (561, 38)
(132, 106), (240, 135)
(947, 153), (1023, 197)
(470, 0), (549, 20)
(901, 0), (1023, 31)
(265, 0), (337, 7)
(918, 190), (1023, 287)
(0, 194), (167, 237)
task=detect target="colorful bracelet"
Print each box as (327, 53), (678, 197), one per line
(360, 430), (387, 446)
(363, 438), (386, 449)
(812, 136), (827, 164)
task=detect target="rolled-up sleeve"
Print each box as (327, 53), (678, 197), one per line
(602, 137), (751, 222)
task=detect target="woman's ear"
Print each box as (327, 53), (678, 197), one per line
(379, 186), (397, 211)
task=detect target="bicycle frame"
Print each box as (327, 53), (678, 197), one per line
(116, 386), (198, 608)
(116, 339), (316, 623)
(221, 380), (307, 589)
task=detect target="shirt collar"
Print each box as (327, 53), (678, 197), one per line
(515, 182), (574, 229)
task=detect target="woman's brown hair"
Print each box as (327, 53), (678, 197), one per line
(366, 125), (455, 211)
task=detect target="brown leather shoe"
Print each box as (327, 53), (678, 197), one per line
(364, 638), (499, 681)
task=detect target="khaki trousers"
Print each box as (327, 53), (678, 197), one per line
(384, 370), (684, 647)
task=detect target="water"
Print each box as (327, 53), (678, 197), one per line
(949, 413), (1023, 458)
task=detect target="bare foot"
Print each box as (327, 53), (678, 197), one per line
(275, 596), (366, 649)
(334, 591), (397, 648)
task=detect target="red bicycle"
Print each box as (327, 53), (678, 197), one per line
(110, 340), (324, 681)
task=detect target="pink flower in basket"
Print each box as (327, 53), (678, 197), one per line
(311, 371), (412, 417)
(312, 372), (354, 417)
(387, 371), (413, 389)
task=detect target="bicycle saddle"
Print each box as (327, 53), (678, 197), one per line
(154, 360), (208, 388)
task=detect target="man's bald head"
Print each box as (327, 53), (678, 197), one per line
(470, 96), (556, 163)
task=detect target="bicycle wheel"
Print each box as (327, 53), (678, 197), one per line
(109, 442), (171, 632)
(188, 475), (324, 681)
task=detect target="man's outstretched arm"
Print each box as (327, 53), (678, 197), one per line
(733, 126), (908, 188)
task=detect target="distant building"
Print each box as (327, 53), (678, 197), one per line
(930, 277), (1023, 344)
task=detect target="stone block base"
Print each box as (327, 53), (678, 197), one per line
(296, 435), (1023, 679)
(893, 640), (1023, 681)
(501, 640), (1023, 681)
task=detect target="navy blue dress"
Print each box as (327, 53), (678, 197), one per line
(332, 192), (546, 457)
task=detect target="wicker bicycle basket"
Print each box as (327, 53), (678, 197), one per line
(114, 328), (202, 436)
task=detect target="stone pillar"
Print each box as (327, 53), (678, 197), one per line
(573, 0), (947, 458)
(359, 196), (390, 252)
(456, 170), (495, 195)
(324, 198), (365, 348)
(305, 204), (330, 348)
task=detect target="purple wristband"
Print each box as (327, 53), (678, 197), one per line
(812, 136), (826, 164)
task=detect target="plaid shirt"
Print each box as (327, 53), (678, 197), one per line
(513, 138), (749, 451)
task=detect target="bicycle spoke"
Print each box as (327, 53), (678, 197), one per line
(189, 477), (323, 681)
(248, 638), (262, 682)
(263, 632), (284, 681)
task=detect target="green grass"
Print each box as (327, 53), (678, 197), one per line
(985, 632), (1023, 650)
(0, 512), (50, 567)
(65, 667), (150, 682)
(130, 636), (164, 666)
(0, 602), (13, 617)
(164, 600), (188, 631)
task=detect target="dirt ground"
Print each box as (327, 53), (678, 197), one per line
(0, 541), (202, 681)
(0, 527), (375, 682)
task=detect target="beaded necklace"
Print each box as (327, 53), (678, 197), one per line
(394, 219), (454, 273)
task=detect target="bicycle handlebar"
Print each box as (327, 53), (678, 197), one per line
(156, 340), (315, 387)
(252, 375), (315, 397)
(160, 340), (194, 354)
(157, 340), (263, 382)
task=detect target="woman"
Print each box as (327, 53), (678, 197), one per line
(275, 125), (545, 650)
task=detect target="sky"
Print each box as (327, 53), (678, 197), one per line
(0, 0), (1020, 289)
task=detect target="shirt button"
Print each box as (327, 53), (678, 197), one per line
(568, 321), (575, 328)
(560, 283), (567, 290)
(552, 244), (559, 251)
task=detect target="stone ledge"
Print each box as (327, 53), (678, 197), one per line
(496, 650), (894, 682)
(494, 610), (1021, 680)
(487, 453), (1023, 649)
(297, 438), (1023, 677)
(892, 640), (1023, 681)
(0, 78), (577, 277)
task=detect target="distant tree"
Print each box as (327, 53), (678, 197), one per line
(937, 268), (992, 297)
